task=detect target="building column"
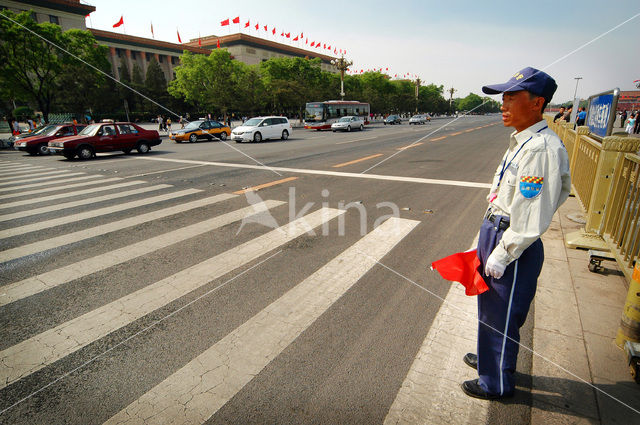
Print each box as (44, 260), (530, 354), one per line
(166, 55), (174, 81)
(140, 51), (148, 74)
(109, 46), (119, 80)
(124, 49), (133, 79)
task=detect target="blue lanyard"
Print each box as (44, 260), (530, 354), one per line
(497, 126), (547, 187)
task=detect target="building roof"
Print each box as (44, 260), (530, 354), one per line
(185, 32), (337, 65)
(89, 29), (211, 56)
(17, 0), (95, 16)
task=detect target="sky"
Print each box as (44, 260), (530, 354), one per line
(84, 0), (640, 103)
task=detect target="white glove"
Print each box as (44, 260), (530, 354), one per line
(485, 253), (506, 279)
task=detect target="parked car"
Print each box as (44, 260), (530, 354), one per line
(169, 120), (231, 143)
(13, 123), (86, 155)
(384, 115), (402, 125)
(48, 122), (161, 160)
(231, 116), (292, 143)
(331, 116), (365, 132)
(409, 114), (430, 125)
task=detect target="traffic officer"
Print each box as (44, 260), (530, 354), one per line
(461, 67), (571, 399)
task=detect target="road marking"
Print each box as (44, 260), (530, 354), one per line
(0, 175), (105, 193)
(332, 153), (384, 168)
(0, 193), (236, 263)
(233, 176), (298, 194)
(0, 172), (84, 188)
(0, 189), (201, 238)
(450, 131), (463, 136)
(335, 136), (378, 145)
(396, 142), (424, 151)
(0, 168), (51, 178)
(0, 164), (46, 173)
(136, 157), (492, 189)
(0, 200), (285, 307)
(464, 128), (475, 133)
(124, 164), (208, 178)
(104, 216), (418, 425)
(430, 136), (448, 141)
(0, 169), (76, 181)
(0, 180), (143, 206)
(0, 184), (173, 222)
(0, 207), (344, 390)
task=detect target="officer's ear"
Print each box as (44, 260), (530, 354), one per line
(529, 93), (546, 115)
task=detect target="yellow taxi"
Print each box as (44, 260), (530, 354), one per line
(169, 119), (231, 143)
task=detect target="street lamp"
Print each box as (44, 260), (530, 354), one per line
(573, 77), (583, 100)
(415, 77), (421, 114)
(331, 54), (353, 100)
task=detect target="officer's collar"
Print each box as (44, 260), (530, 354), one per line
(510, 120), (547, 148)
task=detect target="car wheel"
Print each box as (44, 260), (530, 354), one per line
(253, 132), (262, 143)
(219, 132), (227, 141)
(332, 130), (336, 132)
(189, 134), (197, 143)
(77, 146), (94, 160)
(137, 142), (150, 154)
(27, 150), (38, 156)
(63, 152), (75, 160)
(281, 130), (289, 140)
(384, 122), (387, 125)
(38, 144), (50, 155)
(123, 148), (132, 154)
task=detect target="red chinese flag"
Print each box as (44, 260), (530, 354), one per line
(220, 18), (230, 26)
(112, 16), (124, 28)
(177, 30), (182, 43)
(264, 25), (268, 31)
(232, 16), (240, 24)
(286, 32), (290, 38)
(245, 20), (250, 28)
(323, 43), (326, 49)
(333, 48), (336, 54)
(431, 250), (489, 296)
(293, 35), (299, 41)
(281, 31), (284, 36)
(301, 32), (304, 38)
(217, 39), (220, 48)
(255, 22), (259, 30)
(85, 13), (91, 18)
(198, 37), (201, 46)
(272, 28), (276, 35)
(310, 41), (315, 47)
(305, 38), (308, 45)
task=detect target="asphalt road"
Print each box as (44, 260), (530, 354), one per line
(0, 115), (535, 424)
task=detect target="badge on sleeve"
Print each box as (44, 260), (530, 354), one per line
(520, 176), (543, 198)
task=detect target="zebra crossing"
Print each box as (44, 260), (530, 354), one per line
(0, 159), (475, 424)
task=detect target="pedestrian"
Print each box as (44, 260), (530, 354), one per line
(179, 116), (185, 129)
(560, 106), (572, 122)
(576, 107), (586, 126)
(553, 106), (565, 123)
(621, 110), (628, 128)
(12, 119), (20, 135)
(166, 117), (172, 133)
(157, 115), (163, 132)
(461, 67), (571, 400)
(27, 117), (35, 132)
(635, 112), (640, 134)
(36, 115), (44, 127)
(626, 113), (636, 135)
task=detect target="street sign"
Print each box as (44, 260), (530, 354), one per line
(585, 88), (620, 138)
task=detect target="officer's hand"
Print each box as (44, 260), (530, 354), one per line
(485, 254), (506, 279)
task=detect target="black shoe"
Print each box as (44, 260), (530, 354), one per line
(463, 353), (477, 370)
(461, 379), (513, 400)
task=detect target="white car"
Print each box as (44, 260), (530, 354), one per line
(409, 114), (430, 125)
(231, 116), (291, 143)
(331, 116), (365, 132)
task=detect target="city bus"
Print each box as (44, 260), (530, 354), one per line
(304, 100), (370, 130)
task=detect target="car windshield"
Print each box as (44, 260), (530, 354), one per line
(304, 106), (324, 122)
(339, 117), (351, 122)
(184, 121), (203, 130)
(78, 124), (101, 136)
(243, 118), (263, 126)
(33, 125), (59, 136)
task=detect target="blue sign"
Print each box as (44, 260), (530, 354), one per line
(586, 89), (619, 138)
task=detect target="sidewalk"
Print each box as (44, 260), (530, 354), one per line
(532, 195), (640, 424)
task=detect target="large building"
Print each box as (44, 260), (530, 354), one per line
(0, 0), (338, 82)
(618, 90), (640, 112)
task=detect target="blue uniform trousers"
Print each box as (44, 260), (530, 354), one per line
(476, 216), (543, 395)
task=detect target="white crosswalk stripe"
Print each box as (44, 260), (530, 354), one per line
(0, 180), (145, 206)
(0, 174), (105, 193)
(0, 184), (173, 222)
(104, 217), (418, 425)
(0, 177), (125, 200)
(0, 188), (202, 238)
(0, 167), (51, 178)
(0, 207), (345, 390)
(0, 193), (236, 263)
(0, 200), (285, 306)
(0, 164), (46, 173)
(0, 172), (84, 188)
(0, 169), (77, 181)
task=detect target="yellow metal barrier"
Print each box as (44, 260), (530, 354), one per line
(571, 134), (600, 213)
(616, 264), (640, 347)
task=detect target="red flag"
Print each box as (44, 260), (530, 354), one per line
(85, 13), (91, 18)
(264, 25), (267, 31)
(333, 48), (336, 54)
(431, 250), (489, 296)
(245, 20), (250, 28)
(301, 32), (304, 38)
(217, 39), (220, 48)
(310, 41), (315, 47)
(198, 37), (201, 46)
(386, 67), (388, 71)
(293, 35), (299, 41)
(305, 38), (308, 44)
(255, 22), (259, 30)
(232, 16), (240, 24)
(327, 45), (331, 49)
(281, 31), (284, 36)
(150, 22), (154, 38)
(177, 29), (182, 43)
(272, 28), (276, 35)
(286, 32), (290, 38)
(323, 43), (326, 49)
(220, 18), (230, 26)
(112, 16), (124, 28)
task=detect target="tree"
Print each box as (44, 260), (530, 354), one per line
(0, 10), (108, 121)
(457, 93), (484, 113)
(144, 57), (169, 113)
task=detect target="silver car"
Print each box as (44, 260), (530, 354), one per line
(409, 114), (430, 125)
(331, 116), (365, 132)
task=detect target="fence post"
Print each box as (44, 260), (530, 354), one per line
(616, 263), (640, 348)
(569, 126), (590, 172)
(566, 135), (640, 249)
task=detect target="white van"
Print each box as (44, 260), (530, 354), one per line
(231, 116), (292, 143)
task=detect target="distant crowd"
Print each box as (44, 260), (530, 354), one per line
(552, 106), (640, 135)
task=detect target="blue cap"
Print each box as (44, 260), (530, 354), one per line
(482, 67), (557, 102)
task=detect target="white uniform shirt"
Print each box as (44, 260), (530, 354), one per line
(488, 120), (571, 266)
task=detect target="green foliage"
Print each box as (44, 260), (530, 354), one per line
(0, 10), (109, 121)
(13, 106), (34, 120)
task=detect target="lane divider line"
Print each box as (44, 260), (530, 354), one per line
(396, 142), (423, 151)
(233, 177), (298, 195)
(430, 136), (447, 141)
(332, 153), (384, 168)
